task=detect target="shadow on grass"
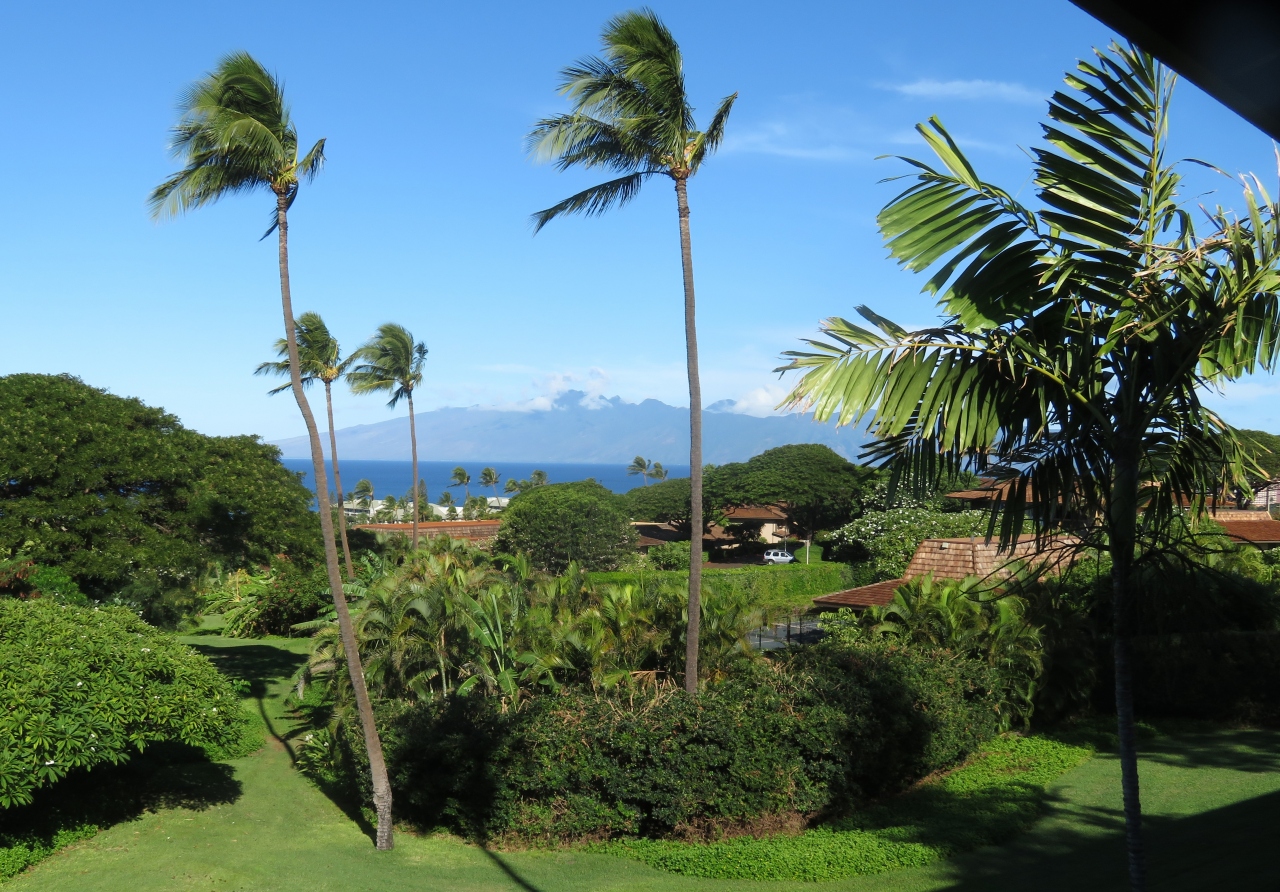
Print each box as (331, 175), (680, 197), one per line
(480, 845), (549, 892)
(934, 788), (1280, 891)
(0, 744), (243, 857)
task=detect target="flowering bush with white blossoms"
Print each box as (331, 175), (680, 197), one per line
(829, 509), (990, 581)
(0, 600), (251, 808)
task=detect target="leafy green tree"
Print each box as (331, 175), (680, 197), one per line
(495, 482), (638, 572)
(0, 374), (318, 608)
(349, 323), (428, 554)
(256, 311), (358, 578)
(450, 467), (471, 502)
(148, 52), (393, 848)
(779, 45), (1280, 890)
(479, 467), (502, 501)
(715, 444), (875, 539)
(627, 456), (653, 485)
(622, 476), (717, 534)
(1239, 429), (1280, 483)
(528, 9), (737, 691)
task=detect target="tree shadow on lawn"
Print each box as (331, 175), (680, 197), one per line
(0, 744), (243, 854)
(933, 787), (1280, 891)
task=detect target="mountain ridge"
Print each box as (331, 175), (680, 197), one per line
(271, 391), (867, 464)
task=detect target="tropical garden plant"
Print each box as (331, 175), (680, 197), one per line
(256, 311), (358, 578)
(148, 53), (394, 848)
(779, 44), (1280, 890)
(528, 9), (737, 691)
(348, 323), (428, 550)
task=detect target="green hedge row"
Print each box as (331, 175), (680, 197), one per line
(1097, 631), (1280, 723)
(588, 561), (852, 612)
(326, 641), (1003, 843)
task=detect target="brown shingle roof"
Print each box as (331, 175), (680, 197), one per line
(1217, 517), (1280, 546)
(812, 535), (1079, 612)
(354, 520), (501, 543)
(723, 505), (788, 522)
(813, 578), (906, 609)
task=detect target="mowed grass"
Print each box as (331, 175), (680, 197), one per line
(9, 636), (1280, 892)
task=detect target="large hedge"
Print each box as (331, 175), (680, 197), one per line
(589, 561), (852, 611)
(0, 600), (250, 808)
(323, 641), (1002, 843)
(495, 481), (638, 571)
(0, 373), (320, 610)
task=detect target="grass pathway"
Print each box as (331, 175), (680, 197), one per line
(10, 636), (1280, 891)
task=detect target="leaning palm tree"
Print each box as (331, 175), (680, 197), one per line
(649, 462), (669, 483)
(779, 44), (1280, 891)
(352, 478), (375, 509)
(479, 467), (501, 502)
(348, 324), (428, 548)
(148, 52), (394, 850)
(627, 455), (653, 486)
(449, 467), (471, 502)
(256, 311), (357, 578)
(528, 9), (736, 693)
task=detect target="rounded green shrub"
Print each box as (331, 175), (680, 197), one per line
(0, 600), (250, 807)
(495, 481), (638, 572)
(323, 640), (1002, 843)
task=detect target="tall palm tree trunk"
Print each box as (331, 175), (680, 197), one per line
(675, 176), (702, 694)
(1110, 449), (1146, 891)
(325, 381), (355, 580)
(408, 391), (420, 549)
(275, 193), (394, 850)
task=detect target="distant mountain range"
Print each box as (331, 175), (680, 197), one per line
(272, 391), (868, 464)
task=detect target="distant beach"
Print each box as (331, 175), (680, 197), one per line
(280, 459), (690, 502)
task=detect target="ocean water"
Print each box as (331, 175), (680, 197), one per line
(280, 458), (690, 502)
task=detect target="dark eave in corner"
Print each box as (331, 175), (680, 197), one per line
(1071, 0), (1280, 141)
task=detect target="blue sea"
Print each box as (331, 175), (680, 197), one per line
(280, 459), (690, 502)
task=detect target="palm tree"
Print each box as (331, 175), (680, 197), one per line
(353, 478), (375, 510)
(348, 324), (428, 548)
(148, 53), (394, 849)
(628, 455), (653, 486)
(649, 462), (669, 483)
(528, 9), (736, 693)
(450, 467), (471, 502)
(256, 311), (357, 578)
(779, 44), (1280, 892)
(479, 467), (501, 504)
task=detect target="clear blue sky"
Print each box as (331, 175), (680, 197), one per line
(3, 0), (1278, 440)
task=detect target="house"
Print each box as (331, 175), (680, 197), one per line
(721, 505), (791, 544)
(813, 535), (1079, 611)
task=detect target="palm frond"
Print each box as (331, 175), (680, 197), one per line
(530, 171), (654, 233)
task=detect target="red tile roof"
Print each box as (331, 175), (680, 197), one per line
(723, 505), (788, 522)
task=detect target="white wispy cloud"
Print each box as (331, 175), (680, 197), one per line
(886, 79), (1043, 105)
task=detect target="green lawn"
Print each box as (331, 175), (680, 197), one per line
(9, 635), (1280, 892)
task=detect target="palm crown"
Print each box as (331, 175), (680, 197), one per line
(255, 312), (354, 394)
(781, 44), (1280, 543)
(526, 8), (736, 231)
(348, 324), (428, 406)
(148, 52), (325, 229)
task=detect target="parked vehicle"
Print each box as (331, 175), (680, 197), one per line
(763, 549), (795, 565)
